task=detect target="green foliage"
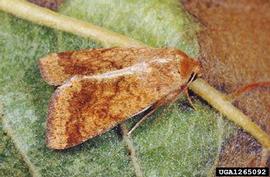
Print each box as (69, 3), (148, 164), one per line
(0, 0), (234, 176)
(0, 117), (31, 177)
(61, 0), (199, 56)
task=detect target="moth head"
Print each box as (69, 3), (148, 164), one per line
(178, 56), (201, 84)
(192, 60), (201, 77)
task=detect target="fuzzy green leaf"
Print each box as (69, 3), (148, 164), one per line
(0, 117), (31, 177)
(0, 0), (235, 176)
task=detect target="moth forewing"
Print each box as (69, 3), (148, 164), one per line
(39, 48), (198, 85)
(40, 48), (200, 149)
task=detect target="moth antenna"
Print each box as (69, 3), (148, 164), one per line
(187, 72), (197, 87)
(226, 82), (270, 102)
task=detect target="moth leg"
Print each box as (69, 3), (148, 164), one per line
(184, 88), (197, 110)
(226, 82), (270, 102)
(128, 89), (182, 135)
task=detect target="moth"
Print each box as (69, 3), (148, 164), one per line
(39, 47), (200, 149)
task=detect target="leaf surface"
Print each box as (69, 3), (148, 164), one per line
(0, 0), (234, 176)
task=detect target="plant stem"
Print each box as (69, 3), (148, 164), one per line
(0, 0), (269, 149)
(190, 79), (270, 148)
(0, 0), (147, 48)
(120, 124), (143, 177)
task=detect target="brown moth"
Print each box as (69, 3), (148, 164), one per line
(39, 48), (200, 149)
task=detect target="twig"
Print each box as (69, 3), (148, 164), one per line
(0, 0), (269, 149)
(120, 124), (143, 177)
(226, 82), (270, 102)
(0, 0), (147, 48)
(190, 79), (270, 149)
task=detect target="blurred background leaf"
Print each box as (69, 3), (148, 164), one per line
(0, 0), (235, 176)
(183, 0), (270, 167)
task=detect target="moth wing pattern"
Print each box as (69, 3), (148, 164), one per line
(38, 47), (192, 86)
(47, 76), (179, 149)
(41, 47), (200, 149)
